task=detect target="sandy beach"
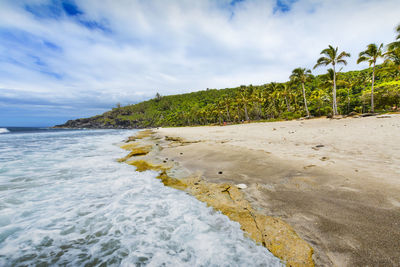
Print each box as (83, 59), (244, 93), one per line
(151, 115), (400, 266)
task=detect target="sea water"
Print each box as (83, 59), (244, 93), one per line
(0, 128), (282, 266)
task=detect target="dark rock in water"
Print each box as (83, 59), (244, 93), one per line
(180, 152), (183, 155)
(218, 171), (223, 174)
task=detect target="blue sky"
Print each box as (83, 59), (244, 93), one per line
(0, 0), (399, 126)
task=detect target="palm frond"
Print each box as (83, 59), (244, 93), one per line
(313, 57), (330, 69)
(357, 56), (368, 64)
(337, 51), (351, 60)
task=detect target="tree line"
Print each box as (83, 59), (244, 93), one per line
(94, 24), (400, 128)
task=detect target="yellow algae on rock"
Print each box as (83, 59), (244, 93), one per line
(255, 215), (314, 267)
(119, 131), (314, 267)
(180, 179), (314, 267)
(165, 136), (184, 142)
(126, 160), (167, 172)
(157, 171), (188, 190)
(120, 142), (139, 151)
(117, 146), (152, 162)
(126, 130), (154, 142)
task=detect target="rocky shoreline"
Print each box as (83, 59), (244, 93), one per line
(54, 117), (138, 129)
(117, 129), (314, 267)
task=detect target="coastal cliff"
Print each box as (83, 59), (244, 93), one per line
(55, 116), (138, 129)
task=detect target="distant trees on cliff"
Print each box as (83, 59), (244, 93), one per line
(92, 23), (400, 128)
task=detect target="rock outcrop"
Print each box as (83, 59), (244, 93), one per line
(117, 130), (315, 267)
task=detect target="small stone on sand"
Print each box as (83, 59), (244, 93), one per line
(236, 183), (247, 189)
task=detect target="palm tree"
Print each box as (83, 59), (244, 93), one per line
(290, 68), (312, 117)
(384, 47), (400, 77)
(281, 83), (292, 112)
(239, 85), (250, 121)
(220, 95), (231, 122)
(314, 45), (351, 116)
(357, 43), (384, 113)
(251, 89), (266, 119)
(266, 82), (280, 118)
(387, 24), (400, 51)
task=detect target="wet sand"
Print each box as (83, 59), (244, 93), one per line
(154, 115), (400, 266)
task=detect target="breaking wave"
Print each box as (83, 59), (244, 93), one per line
(0, 128), (9, 134)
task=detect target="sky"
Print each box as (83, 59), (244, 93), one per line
(0, 0), (399, 126)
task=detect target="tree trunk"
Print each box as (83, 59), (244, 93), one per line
(285, 96), (290, 112)
(302, 83), (310, 117)
(347, 87), (350, 114)
(371, 63), (375, 113)
(333, 64), (338, 116)
(244, 103), (249, 121)
(226, 106), (231, 122)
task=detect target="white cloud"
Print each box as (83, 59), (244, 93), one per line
(0, 0), (399, 122)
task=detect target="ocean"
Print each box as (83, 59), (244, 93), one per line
(0, 127), (281, 266)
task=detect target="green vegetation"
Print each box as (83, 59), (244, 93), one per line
(61, 24), (400, 129)
(357, 43), (384, 113)
(313, 45), (351, 116)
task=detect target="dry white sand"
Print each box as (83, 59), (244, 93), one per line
(155, 114), (400, 266)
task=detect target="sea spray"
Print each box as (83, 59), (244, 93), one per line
(0, 129), (282, 266)
(0, 128), (9, 134)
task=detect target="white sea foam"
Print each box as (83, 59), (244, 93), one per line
(0, 128), (9, 134)
(0, 129), (282, 266)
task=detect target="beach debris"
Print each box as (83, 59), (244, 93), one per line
(347, 111), (359, 117)
(236, 183), (247, 189)
(165, 136), (183, 142)
(377, 115), (392, 118)
(218, 171), (223, 174)
(180, 152), (183, 155)
(360, 113), (378, 117)
(320, 156), (329, 161)
(304, 165), (316, 169)
(312, 144), (324, 150)
(272, 128), (277, 131)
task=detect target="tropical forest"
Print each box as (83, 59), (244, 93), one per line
(59, 24), (400, 129)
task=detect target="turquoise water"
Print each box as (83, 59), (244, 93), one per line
(0, 129), (281, 266)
